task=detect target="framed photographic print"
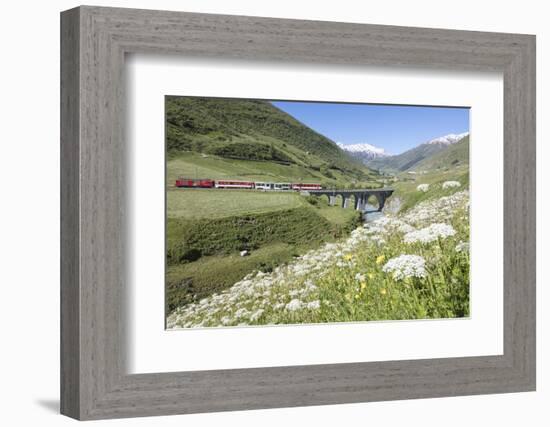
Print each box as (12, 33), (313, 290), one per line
(61, 5), (536, 420)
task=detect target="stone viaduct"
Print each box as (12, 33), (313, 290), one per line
(308, 188), (394, 212)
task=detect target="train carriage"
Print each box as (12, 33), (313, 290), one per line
(254, 182), (273, 191)
(214, 180), (255, 189)
(274, 183), (292, 191)
(291, 183), (323, 191)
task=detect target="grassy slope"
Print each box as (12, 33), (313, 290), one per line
(411, 136), (469, 172)
(166, 96), (379, 182)
(367, 143), (447, 172)
(391, 167), (469, 212)
(166, 243), (300, 309)
(386, 136), (469, 211)
(167, 189), (305, 219)
(167, 152), (384, 191)
(166, 187), (362, 311)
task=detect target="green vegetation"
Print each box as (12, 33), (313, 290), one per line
(210, 142), (293, 163)
(166, 96), (379, 182)
(167, 189), (304, 219)
(166, 243), (302, 312)
(368, 143), (448, 172)
(166, 191), (362, 312)
(391, 168), (469, 212)
(167, 152), (383, 191)
(167, 189), (470, 327)
(411, 136), (469, 172)
(167, 207), (359, 264)
(373, 136), (470, 212)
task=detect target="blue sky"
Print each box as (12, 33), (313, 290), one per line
(271, 101), (469, 155)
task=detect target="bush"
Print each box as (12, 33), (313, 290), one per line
(305, 196), (320, 206)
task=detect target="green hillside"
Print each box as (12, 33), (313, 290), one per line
(167, 152), (383, 190)
(166, 96), (378, 183)
(166, 192), (362, 312)
(367, 143), (448, 173)
(411, 136), (469, 172)
(367, 135), (469, 173)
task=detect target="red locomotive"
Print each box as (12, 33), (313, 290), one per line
(175, 178), (214, 188)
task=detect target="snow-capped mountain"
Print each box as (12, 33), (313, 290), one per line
(367, 131), (470, 172)
(337, 142), (389, 163)
(426, 132), (469, 146)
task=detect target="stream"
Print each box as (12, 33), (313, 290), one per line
(362, 196), (402, 223)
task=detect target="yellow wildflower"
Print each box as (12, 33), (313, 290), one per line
(355, 294), (360, 300)
(376, 255), (385, 265)
(344, 254), (353, 261)
(368, 273), (374, 279)
(380, 288), (387, 295)
(360, 281), (367, 291)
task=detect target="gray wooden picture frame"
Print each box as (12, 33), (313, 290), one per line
(60, 5), (536, 420)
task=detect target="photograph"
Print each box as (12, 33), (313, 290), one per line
(165, 97), (471, 328)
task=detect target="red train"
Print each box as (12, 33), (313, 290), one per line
(174, 178), (214, 188)
(175, 178), (322, 191)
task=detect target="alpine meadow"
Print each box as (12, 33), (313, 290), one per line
(165, 96), (471, 328)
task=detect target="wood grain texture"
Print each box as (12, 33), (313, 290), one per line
(60, 5), (536, 420)
(60, 7), (80, 419)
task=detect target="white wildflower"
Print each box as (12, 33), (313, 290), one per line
(398, 223), (415, 234)
(355, 273), (365, 282)
(404, 223), (456, 244)
(304, 280), (317, 293)
(455, 241), (470, 253)
(417, 183), (430, 192)
(234, 308), (249, 319)
(249, 309), (264, 322)
(382, 255), (427, 280)
(285, 299), (304, 311)
(306, 300), (321, 310)
(371, 235), (386, 245)
(442, 180), (461, 189)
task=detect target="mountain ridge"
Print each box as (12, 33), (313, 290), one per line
(426, 132), (469, 146)
(366, 132), (469, 172)
(337, 142), (388, 164)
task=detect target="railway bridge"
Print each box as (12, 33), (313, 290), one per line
(308, 188), (394, 212)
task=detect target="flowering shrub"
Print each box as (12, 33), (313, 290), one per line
(416, 183), (430, 192)
(403, 223), (456, 244)
(382, 255), (427, 280)
(442, 180), (461, 189)
(286, 299), (304, 311)
(167, 190), (470, 328)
